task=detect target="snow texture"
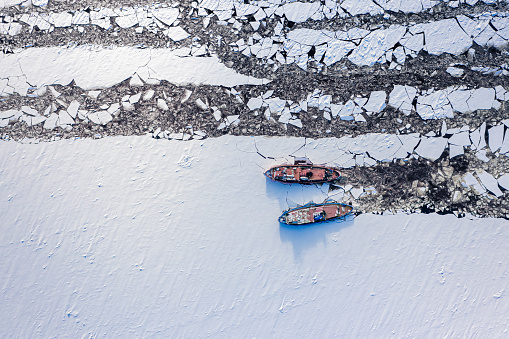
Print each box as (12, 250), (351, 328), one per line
(0, 47), (269, 93)
(0, 135), (508, 338)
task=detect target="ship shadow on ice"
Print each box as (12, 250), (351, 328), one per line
(279, 215), (355, 262)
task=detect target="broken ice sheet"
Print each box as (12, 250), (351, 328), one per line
(349, 133), (402, 162)
(394, 133), (420, 159)
(163, 27), (190, 42)
(449, 144), (464, 158)
(388, 85), (417, 115)
(350, 187), (364, 199)
(467, 88), (496, 111)
(348, 26), (406, 67)
(488, 124), (504, 152)
(463, 172), (486, 194)
(416, 90), (453, 119)
(415, 137), (448, 161)
(476, 171), (503, 197)
(282, 2), (321, 23)
(363, 91), (387, 114)
(498, 174), (509, 191)
(88, 111), (112, 125)
(448, 131), (471, 146)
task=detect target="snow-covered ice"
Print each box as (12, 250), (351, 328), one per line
(0, 135), (508, 338)
(0, 47), (269, 94)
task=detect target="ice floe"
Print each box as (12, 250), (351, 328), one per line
(0, 46), (269, 95)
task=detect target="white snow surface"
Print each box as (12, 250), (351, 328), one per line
(0, 135), (508, 337)
(0, 46), (269, 92)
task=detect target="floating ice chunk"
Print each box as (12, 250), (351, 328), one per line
(447, 88), (471, 113)
(446, 66), (464, 77)
(21, 106), (38, 116)
(253, 8), (266, 21)
(67, 100), (80, 118)
(287, 28), (333, 46)
(350, 187), (364, 199)
(477, 171), (503, 197)
(196, 98), (208, 110)
(130, 74), (144, 87)
(32, 0), (49, 6)
(72, 11), (90, 25)
(449, 144), (464, 158)
(423, 19), (472, 55)
(193, 130), (207, 139)
(476, 150), (490, 162)
(157, 98), (169, 111)
(495, 85), (508, 101)
(288, 119), (303, 128)
(393, 46), (406, 64)
(107, 103), (120, 116)
(88, 111), (112, 125)
(116, 14), (138, 28)
(91, 17), (112, 30)
(470, 122), (486, 150)
(354, 97), (367, 107)
(467, 88), (495, 111)
(456, 14), (488, 38)
(51, 12), (73, 27)
(143, 90), (155, 101)
(462, 172), (486, 194)
(250, 21), (260, 31)
(152, 7), (179, 27)
(224, 115), (240, 127)
(416, 89), (453, 119)
(246, 97), (263, 111)
(265, 97), (286, 114)
(318, 95), (332, 110)
(211, 107), (221, 121)
(181, 89), (192, 103)
(415, 137), (448, 161)
(473, 24), (496, 46)
(122, 101), (134, 110)
(262, 90), (274, 100)
(400, 33), (424, 52)
(338, 100), (355, 118)
(200, 0), (234, 11)
(501, 131), (509, 154)
(394, 133), (420, 158)
(30, 115), (47, 126)
(448, 131), (471, 146)
(348, 26), (406, 67)
(57, 110), (74, 126)
(0, 109), (21, 122)
(278, 110), (291, 124)
(354, 114), (366, 122)
(129, 93), (142, 104)
(388, 85), (417, 115)
(340, 0), (382, 16)
(43, 113), (58, 129)
(283, 2), (321, 23)
(355, 155), (364, 166)
(164, 27), (190, 42)
(488, 124), (504, 152)
(498, 174), (509, 191)
(349, 133), (402, 161)
(330, 103), (343, 118)
(323, 40), (354, 66)
(234, 3), (259, 16)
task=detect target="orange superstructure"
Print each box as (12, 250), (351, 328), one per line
(264, 160), (341, 184)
